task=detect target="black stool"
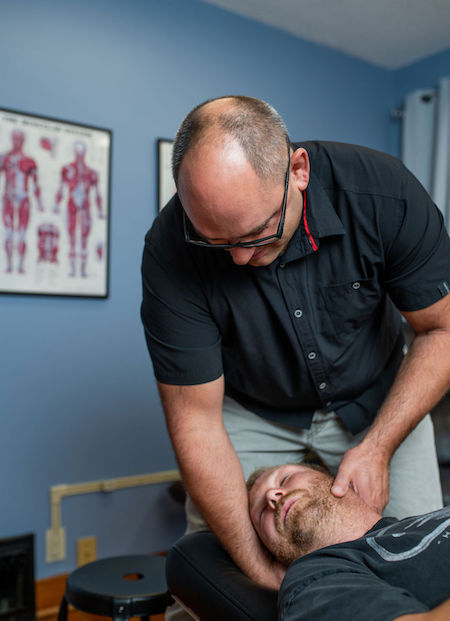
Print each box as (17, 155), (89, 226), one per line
(58, 554), (171, 621)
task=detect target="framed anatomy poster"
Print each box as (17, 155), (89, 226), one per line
(0, 107), (111, 297)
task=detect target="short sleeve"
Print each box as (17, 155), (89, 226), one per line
(381, 166), (450, 312)
(140, 202), (223, 385)
(279, 567), (428, 621)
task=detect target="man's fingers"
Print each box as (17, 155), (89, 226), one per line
(360, 489), (387, 514)
(331, 475), (350, 498)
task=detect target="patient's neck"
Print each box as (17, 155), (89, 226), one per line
(311, 491), (382, 553)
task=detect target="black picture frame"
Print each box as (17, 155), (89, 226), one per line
(157, 138), (175, 213)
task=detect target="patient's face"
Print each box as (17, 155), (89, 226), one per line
(248, 464), (334, 565)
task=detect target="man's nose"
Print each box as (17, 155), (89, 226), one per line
(266, 488), (284, 510)
(228, 246), (256, 265)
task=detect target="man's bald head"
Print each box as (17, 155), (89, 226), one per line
(172, 96), (289, 186)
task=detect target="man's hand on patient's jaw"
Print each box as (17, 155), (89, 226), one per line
(247, 547), (286, 590)
(248, 509), (286, 589)
(269, 555), (287, 588)
(257, 550), (286, 590)
(331, 442), (389, 514)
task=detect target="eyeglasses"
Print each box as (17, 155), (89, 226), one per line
(183, 152), (291, 249)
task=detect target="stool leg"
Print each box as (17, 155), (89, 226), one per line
(57, 596), (68, 621)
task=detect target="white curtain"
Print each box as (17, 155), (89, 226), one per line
(401, 76), (450, 232)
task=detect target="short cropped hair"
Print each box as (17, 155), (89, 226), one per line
(172, 95), (290, 185)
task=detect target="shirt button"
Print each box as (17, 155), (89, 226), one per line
(352, 282), (361, 290)
(319, 382), (327, 390)
(308, 351), (316, 360)
(294, 309), (303, 318)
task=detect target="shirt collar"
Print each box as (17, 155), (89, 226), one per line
(306, 169), (346, 238)
(365, 517), (398, 535)
(282, 167), (346, 264)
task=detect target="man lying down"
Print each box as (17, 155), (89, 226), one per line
(247, 463), (450, 621)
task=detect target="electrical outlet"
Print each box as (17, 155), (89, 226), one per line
(45, 528), (66, 562)
(77, 536), (97, 566)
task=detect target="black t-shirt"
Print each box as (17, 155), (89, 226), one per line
(279, 506), (450, 621)
(141, 141), (450, 433)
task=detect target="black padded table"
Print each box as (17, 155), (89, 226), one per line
(167, 531), (278, 621)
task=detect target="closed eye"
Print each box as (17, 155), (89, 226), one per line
(279, 473), (290, 487)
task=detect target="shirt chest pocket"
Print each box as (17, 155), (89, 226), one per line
(320, 277), (383, 337)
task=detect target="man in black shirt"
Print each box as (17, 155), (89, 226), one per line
(248, 462), (450, 621)
(141, 95), (450, 592)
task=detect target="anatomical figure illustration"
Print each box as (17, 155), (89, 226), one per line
(0, 129), (43, 273)
(54, 140), (104, 277)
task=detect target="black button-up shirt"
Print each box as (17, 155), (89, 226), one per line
(141, 142), (450, 434)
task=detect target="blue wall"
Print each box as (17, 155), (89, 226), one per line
(393, 47), (450, 102)
(0, 0), (445, 579)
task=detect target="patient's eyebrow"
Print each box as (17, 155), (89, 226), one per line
(274, 465), (294, 485)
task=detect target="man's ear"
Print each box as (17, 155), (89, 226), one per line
(290, 148), (310, 191)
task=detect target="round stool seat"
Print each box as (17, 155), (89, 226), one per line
(61, 555), (170, 620)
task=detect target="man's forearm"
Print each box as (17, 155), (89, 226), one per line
(158, 379), (283, 589)
(332, 296), (450, 510)
(361, 324), (450, 460)
(177, 423), (281, 587)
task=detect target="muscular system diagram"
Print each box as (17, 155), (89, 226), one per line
(0, 129), (43, 274)
(53, 140), (104, 278)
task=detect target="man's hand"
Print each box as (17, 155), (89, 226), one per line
(267, 555), (287, 589)
(158, 377), (285, 591)
(242, 549), (285, 590)
(331, 442), (389, 513)
(252, 549), (286, 590)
